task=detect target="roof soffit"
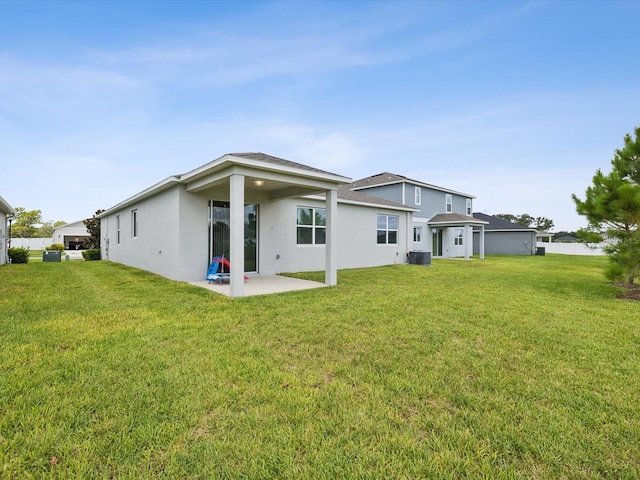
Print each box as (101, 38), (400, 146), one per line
(185, 164), (343, 198)
(429, 213), (489, 226)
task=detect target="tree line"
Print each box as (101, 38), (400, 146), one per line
(8, 207), (66, 238)
(9, 208), (102, 249)
(494, 213), (554, 232)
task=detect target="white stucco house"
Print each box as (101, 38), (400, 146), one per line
(98, 153), (419, 297)
(1, 194), (15, 265)
(98, 153), (485, 297)
(52, 220), (91, 250)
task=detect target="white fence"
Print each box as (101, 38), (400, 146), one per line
(537, 242), (606, 256)
(9, 238), (54, 250)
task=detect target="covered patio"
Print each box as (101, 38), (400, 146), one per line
(182, 153), (351, 298)
(190, 274), (327, 297)
(429, 213), (488, 259)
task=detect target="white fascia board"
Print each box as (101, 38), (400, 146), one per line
(482, 228), (538, 233)
(0, 195), (14, 215)
(98, 176), (181, 218)
(302, 194), (418, 212)
(339, 199), (417, 212)
(187, 165), (344, 194)
(429, 219), (490, 226)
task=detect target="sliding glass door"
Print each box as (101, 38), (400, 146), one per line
(208, 201), (258, 273)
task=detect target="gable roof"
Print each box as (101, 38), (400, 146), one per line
(54, 220), (87, 229)
(351, 172), (475, 199)
(230, 153), (340, 177)
(99, 152), (352, 217)
(181, 152), (348, 184)
(473, 212), (538, 232)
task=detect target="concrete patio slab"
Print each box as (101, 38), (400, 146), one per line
(189, 274), (327, 297)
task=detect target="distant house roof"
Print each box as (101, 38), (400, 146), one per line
(54, 220), (87, 229)
(0, 195), (14, 215)
(351, 172), (475, 199)
(473, 212), (538, 232)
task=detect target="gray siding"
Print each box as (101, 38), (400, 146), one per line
(357, 184), (404, 205)
(420, 189), (445, 218)
(473, 231), (536, 255)
(453, 195), (470, 215)
(357, 182), (472, 220)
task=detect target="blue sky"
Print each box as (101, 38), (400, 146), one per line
(1, 0), (639, 231)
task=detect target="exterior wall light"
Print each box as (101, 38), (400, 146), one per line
(253, 180), (265, 187)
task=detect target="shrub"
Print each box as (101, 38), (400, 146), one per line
(46, 244), (65, 251)
(82, 249), (101, 261)
(8, 247), (29, 264)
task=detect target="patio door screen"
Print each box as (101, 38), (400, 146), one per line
(208, 200), (258, 273)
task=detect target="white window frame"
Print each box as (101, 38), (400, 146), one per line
(413, 226), (422, 243)
(377, 214), (399, 245)
(454, 228), (463, 246)
(116, 215), (121, 245)
(131, 209), (138, 239)
(446, 194), (453, 213)
(466, 198), (472, 215)
(415, 186), (421, 206)
(296, 207), (326, 245)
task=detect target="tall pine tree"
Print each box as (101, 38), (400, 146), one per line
(573, 127), (640, 284)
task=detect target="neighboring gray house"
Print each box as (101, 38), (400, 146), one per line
(1, 195), (15, 265)
(52, 220), (91, 249)
(98, 153), (416, 297)
(472, 212), (538, 255)
(351, 173), (486, 260)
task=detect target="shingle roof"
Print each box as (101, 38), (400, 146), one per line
(473, 212), (537, 231)
(337, 185), (414, 210)
(351, 172), (407, 188)
(351, 172), (474, 198)
(230, 152), (342, 177)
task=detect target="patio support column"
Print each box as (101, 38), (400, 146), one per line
(229, 174), (245, 298)
(325, 188), (338, 286)
(464, 223), (471, 260)
(406, 213), (413, 261)
(479, 224), (485, 259)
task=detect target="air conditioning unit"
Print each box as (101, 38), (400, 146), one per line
(408, 251), (431, 266)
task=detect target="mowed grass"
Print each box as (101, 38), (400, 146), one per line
(1, 256), (639, 479)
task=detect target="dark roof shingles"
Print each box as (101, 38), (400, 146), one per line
(231, 152), (343, 177)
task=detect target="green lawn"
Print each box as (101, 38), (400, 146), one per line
(1, 256), (639, 479)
